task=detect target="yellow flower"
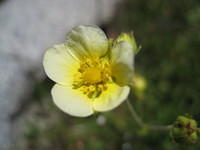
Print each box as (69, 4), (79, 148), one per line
(43, 25), (135, 117)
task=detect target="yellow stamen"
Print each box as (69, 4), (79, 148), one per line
(73, 58), (112, 98)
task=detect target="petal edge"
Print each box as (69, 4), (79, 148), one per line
(51, 84), (93, 117)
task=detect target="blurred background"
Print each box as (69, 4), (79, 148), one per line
(0, 0), (200, 150)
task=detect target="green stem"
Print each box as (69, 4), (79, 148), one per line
(126, 99), (172, 131)
(126, 99), (144, 128)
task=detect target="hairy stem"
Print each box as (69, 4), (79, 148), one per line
(126, 99), (172, 131)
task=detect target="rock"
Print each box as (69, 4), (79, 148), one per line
(0, 0), (120, 149)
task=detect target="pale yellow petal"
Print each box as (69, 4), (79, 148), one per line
(43, 44), (79, 85)
(111, 42), (134, 86)
(93, 83), (130, 111)
(66, 25), (108, 58)
(51, 84), (93, 117)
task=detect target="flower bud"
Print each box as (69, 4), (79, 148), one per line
(170, 116), (199, 144)
(131, 74), (147, 100)
(115, 32), (140, 54)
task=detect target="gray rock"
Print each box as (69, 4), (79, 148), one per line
(0, 0), (120, 149)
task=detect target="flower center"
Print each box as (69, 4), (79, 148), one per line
(83, 67), (102, 84)
(72, 58), (112, 98)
